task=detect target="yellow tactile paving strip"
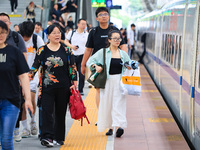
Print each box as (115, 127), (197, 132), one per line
(60, 88), (107, 150)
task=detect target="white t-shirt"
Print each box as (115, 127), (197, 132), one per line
(66, 30), (88, 56)
(127, 29), (136, 46)
(25, 35), (45, 68)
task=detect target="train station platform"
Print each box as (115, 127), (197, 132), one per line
(14, 64), (190, 150)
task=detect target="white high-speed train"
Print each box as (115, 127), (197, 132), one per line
(137, 0), (200, 149)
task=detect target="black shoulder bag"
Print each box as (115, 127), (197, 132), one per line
(87, 48), (107, 89)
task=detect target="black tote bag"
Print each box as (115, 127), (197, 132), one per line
(87, 48), (107, 89)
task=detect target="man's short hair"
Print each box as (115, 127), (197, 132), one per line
(95, 7), (109, 17)
(14, 24), (18, 27)
(0, 13), (10, 20)
(131, 24), (136, 27)
(35, 22), (42, 27)
(20, 21), (35, 37)
(77, 18), (86, 24)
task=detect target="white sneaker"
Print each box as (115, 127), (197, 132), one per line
(21, 128), (31, 138)
(14, 129), (21, 142)
(11, 12), (14, 15)
(30, 121), (38, 135)
(14, 9), (17, 13)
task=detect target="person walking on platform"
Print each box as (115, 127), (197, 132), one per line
(0, 20), (33, 150)
(34, 22), (48, 44)
(19, 21), (45, 138)
(10, 0), (18, 14)
(88, 30), (131, 137)
(0, 12), (27, 142)
(81, 7), (127, 122)
(65, 18), (88, 95)
(127, 23), (136, 59)
(24, 1), (44, 23)
(29, 24), (77, 147)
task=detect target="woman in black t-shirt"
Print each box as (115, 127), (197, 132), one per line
(0, 21), (33, 149)
(29, 24), (77, 147)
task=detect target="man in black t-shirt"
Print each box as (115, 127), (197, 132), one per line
(81, 7), (127, 74)
(81, 7), (127, 122)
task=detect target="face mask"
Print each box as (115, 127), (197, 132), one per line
(84, 27), (87, 32)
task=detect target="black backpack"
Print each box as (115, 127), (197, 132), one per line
(12, 32), (37, 50)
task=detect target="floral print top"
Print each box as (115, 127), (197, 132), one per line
(29, 44), (77, 100)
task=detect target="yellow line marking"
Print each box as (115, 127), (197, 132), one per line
(60, 88), (107, 150)
(149, 118), (175, 123)
(167, 135), (183, 141)
(142, 90), (159, 92)
(8, 14), (21, 17)
(152, 97), (161, 100)
(155, 106), (168, 110)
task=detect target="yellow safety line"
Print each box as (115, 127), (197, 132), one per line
(60, 88), (107, 150)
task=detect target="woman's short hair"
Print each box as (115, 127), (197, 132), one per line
(106, 30), (122, 48)
(46, 24), (61, 35)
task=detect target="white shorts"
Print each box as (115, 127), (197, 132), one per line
(30, 72), (39, 93)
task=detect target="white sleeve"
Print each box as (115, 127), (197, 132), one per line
(66, 31), (72, 40)
(37, 36), (45, 48)
(127, 30), (130, 40)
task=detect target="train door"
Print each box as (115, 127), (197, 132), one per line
(154, 16), (160, 82)
(194, 1), (200, 148)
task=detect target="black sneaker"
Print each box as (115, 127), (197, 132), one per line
(106, 129), (113, 136)
(56, 140), (64, 145)
(41, 138), (54, 147)
(116, 128), (124, 138)
(80, 92), (84, 96)
(95, 122), (97, 126)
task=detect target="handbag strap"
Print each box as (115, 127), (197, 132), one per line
(103, 48), (106, 65)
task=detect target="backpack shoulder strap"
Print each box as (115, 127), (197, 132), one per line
(69, 29), (76, 44)
(12, 31), (19, 47)
(32, 34), (38, 50)
(42, 31), (44, 40)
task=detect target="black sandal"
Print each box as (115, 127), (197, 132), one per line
(106, 129), (113, 136)
(116, 128), (124, 137)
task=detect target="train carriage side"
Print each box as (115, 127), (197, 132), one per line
(137, 0), (200, 149)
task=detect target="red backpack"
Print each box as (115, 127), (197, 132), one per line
(69, 89), (90, 126)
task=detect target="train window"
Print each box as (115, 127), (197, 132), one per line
(177, 36), (182, 71)
(165, 34), (168, 60)
(170, 35), (175, 65)
(169, 35), (173, 65)
(162, 34), (165, 59)
(173, 35), (178, 68)
(166, 34), (170, 62)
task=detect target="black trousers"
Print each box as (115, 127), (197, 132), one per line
(27, 18), (36, 23)
(10, 0), (18, 12)
(74, 55), (85, 93)
(41, 87), (70, 141)
(130, 45), (135, 59)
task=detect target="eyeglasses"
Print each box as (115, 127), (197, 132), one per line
(0, 31), (8, 36)
(98, 13), (109, 17)
(110, 38), (122, 42)
(51, 32), (61, 35)
(1, 20), (10, 23)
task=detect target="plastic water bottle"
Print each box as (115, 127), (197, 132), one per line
(124, 60), (139, 69)
(90, 71), (99, 81)
(130, 60), (139, 69)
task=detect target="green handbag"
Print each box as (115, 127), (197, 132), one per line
(87, 48), (107, 89)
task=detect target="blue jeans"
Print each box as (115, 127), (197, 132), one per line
(0, 99), (19, 150)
